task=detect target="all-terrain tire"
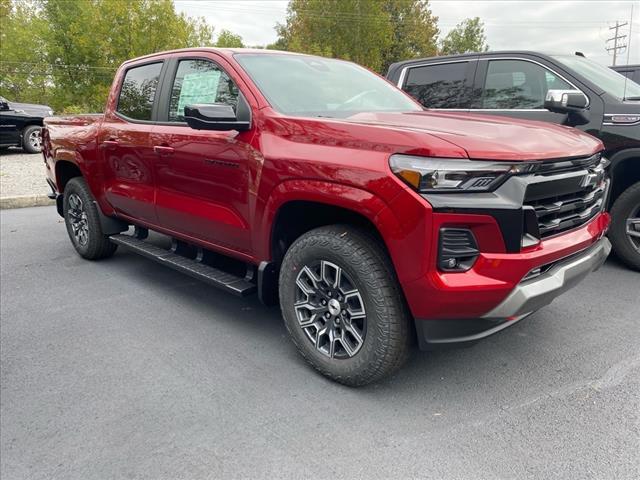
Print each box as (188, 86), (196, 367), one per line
(609, 181), (640, 271)
(279, 225), (412, 386)
(63, 177), (118, 260)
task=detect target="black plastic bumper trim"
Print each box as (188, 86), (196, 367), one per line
(414, 313), (532, 350)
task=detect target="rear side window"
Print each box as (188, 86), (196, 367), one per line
(403, 62), (470, 108)
(168, 59), (239, 122)
(482, 60), (572, 109)
(117, 62), (163, 121)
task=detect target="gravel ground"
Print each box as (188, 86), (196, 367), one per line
(1, 206), (639, 480)
(0, 149), (50, 198)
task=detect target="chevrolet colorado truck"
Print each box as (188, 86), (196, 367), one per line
(43, 49), (611, 386)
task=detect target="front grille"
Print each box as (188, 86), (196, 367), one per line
(523, 154), (608, 238)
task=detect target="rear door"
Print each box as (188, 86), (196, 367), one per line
(100, 61), (165, 224)
(149, 54), (258, 256)
(396, 59), (478, 111)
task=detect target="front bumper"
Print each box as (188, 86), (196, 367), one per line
(414, 236), (611, 349)
(483, 237), (610, 319)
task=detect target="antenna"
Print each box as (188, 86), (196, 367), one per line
(606, 20), (628, 66)
(623, 4), (634, 101)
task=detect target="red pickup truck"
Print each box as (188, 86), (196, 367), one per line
(43, 48), (611, 386)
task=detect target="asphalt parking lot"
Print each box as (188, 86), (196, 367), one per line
(1, 206), (639, 479)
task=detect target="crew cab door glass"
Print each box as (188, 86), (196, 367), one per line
(151, 57), (256, 253)
(168, 59), (239, 121)
(403, 62), (474, 109)
(481, 59), (572, 109)
(117, 62), (163, 121)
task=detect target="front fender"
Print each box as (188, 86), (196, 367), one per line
(257, 179), (431, 284)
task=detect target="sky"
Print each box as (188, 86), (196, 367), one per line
(174, 0), (640, 66)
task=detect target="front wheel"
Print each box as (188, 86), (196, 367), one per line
(279, 225), (412, 386)
(609, 182), (640, 271)
(63, 177), (118, 260)
(22, 125), (42, 153)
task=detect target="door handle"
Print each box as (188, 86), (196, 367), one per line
(153, 145), (174, 157)
(100, 139), (118, 150)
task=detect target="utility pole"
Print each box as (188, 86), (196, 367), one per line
(606, 20), (628, 66)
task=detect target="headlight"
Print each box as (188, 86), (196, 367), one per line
(47, 110), (53, 116)
(389, 154), (537, 193)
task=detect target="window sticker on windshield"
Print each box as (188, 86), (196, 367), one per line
(177, 70), (221, 113)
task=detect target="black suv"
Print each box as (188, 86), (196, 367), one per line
(611, 64), (640, 84)
(0, 96), (53, 153)
(387, 51), (640, 271)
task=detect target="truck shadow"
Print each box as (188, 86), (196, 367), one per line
(105, 245), (626, 406)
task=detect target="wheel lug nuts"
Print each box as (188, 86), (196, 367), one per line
(341, 310), (346, 315)
(321, 299), (327, 305)
(324, 312), (331, 319)
(327, 292), (332, 297)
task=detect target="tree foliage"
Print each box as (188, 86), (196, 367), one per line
(439, 17), (489, 55)
(0, 0), (216, 112)
(0, 0), (51, 104)
(275, 0), (391, 71)
(215, 29), (245, 48)
(1, 0), (490, 112)
(380, 0), (438, 73)
(274, 0), (438, 73)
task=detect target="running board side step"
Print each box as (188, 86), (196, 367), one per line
(109, 234), (256, 297)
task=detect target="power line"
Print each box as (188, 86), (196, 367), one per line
(0, 61), (117, 71)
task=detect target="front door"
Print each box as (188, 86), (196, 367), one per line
(0, 99), (22, 146)
(100, 61), (164, 224)
(150, 57), (259, 256)
(472, 58), (577, 124)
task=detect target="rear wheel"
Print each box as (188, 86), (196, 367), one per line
(22, 125), (42, 153)
(279, 225), (411, 386)
(63, 177), (117, 260)
(609, 181), (640, 271)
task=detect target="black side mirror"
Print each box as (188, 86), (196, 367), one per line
(544, 89), (590, 125)
(0, 100), (9, 111)
(184, 95), (251, 131)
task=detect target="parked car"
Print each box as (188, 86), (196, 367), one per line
(387, 51), (640, 270)
(42, 48), (611, 385)
(0, 96), (53, 153)
(611, 64), (640, 84)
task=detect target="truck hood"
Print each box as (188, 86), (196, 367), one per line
(343, 111), (602, 161)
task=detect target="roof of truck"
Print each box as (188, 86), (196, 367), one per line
(119, 47), (306, 67)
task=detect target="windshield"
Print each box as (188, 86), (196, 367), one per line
(552, 55), (640, 100)
(235, 53), (422, 118)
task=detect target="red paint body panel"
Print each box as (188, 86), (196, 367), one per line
(42, 48), (608, 321)
(402, 212), (610, 319)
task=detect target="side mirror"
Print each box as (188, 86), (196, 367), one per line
(544, 89), (588, 112)
(544, 89), (590, 126)
(0, 100), (9, 111)
(184, 95), (251, 131)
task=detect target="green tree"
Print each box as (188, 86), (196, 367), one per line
(215, 29), (244, 48)
(439, 17), (489, 55)
(274, 0), (393, 72)
(273, 0), (438, 73)
(0, 0), (214, 112)
(380, 0), (438, 73)
(0, 0), (52, 105)
(41, 0), (215, 112)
